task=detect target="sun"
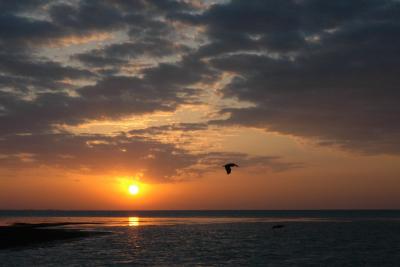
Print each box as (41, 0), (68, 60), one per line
(128, 184), (140, 195)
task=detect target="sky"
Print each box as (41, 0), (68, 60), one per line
(1, 0), (400, 210)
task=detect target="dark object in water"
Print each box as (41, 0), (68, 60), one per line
(0, 222), (108, 250)
(224, 163), (239, 174)
(272, 224), (285, 229)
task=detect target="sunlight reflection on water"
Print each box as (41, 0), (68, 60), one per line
(128, 217), (139, 226)
(0, 216), (334, 228)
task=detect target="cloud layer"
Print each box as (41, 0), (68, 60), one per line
(1, 0), (399, 182)
(175, 0), (400, 154)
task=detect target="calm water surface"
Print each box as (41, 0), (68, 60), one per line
(0, 210), (399, 266)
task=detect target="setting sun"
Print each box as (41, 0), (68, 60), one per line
(128, 185), (140, 195)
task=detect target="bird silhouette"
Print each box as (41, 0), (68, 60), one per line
(224, 163), (239, 174)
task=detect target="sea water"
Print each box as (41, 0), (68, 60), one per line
(0, 210), (400, 266)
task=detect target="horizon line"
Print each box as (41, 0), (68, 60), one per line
(1, 209), (400, 212)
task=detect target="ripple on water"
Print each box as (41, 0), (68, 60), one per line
(1, 220), (400, 266)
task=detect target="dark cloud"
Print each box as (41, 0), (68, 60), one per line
(173, 0), (400, 155)
(109, 0), (192, 13)
(2, 0), (399, 185)
(129, 123), (209, 135)
(142, 56), (215, 89)
(48, 1), (124, 33)
(0, 14), (61, 47)
(0, 56), (213, 135)
(72, 53), (127, 68)
(74, 38), (190, 68)
(0, 0), (304, 181)
(0, 0), (49, 14)
(0, 53), (94, 89)
(0, 0), (213, 136)
(0, 0), (197, 48)
(0, 1), (198, 70)
(47, 0), (194, 41)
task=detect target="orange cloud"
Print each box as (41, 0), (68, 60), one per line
(49, 32), (112, 47)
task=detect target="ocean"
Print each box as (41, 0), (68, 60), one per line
(1, 210), (400, 266)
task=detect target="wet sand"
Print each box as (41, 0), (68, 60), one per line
(0, 222), (107, 249)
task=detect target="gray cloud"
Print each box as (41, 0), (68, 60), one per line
(0, 1), (302, 183)
(74, 38), (191, 68)
(0, 14), (61, 48)
(174, 0), (400, 154)
(48, 2), (124, 32)
(0, 0), (208, 136)
(129, 123), (209, 135)
(0, 55), (215, 136)
(0, 0), (181, 48)
(0, 0), (50, 14)
(0, 52), (94, 89)
(2, 0), (398, 183)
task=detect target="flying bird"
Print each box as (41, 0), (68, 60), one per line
(224, 163), (239, 174)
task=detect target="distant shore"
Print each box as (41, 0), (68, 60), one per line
(0, 222), (108, 250)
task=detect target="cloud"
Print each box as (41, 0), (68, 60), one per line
(129, 123), (209, 136)
(0, 13), (61, 47)
(0, 0), (306, 182)
(0, 0), (50, 14)
(0, 133), (299, 182)
(0, 80), (195, 136)
(2, 0), (399, 186)
(0, 133), (198, 182)
(0, 52), (94, 91)
(0, 1), (210, 136)
(0, 53), (217, 136)
(174, 0), (400, 154)
(74, 37), (191, 68)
